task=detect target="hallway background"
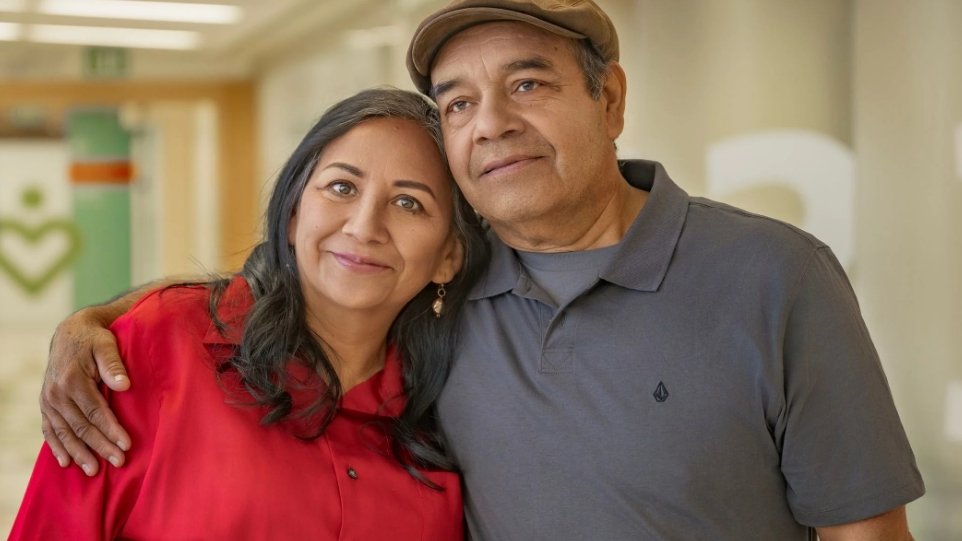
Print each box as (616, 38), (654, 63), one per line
(1, 1), (960, 537)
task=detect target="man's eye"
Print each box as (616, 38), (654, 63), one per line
(516, 80), (540, 92)
(327, 181), (355, 196)
(448, 100), (469, 114)
(394, 196), (423, 212)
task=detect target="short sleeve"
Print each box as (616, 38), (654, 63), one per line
(8, 292), (167, 540)
(778, 246), (925, 526)
(7, 444), (112, 539)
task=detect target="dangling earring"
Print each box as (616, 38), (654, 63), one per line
(432, 283), (447, 318)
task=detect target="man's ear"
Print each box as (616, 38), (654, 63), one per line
(432, 234), (465, 284)
(601, 62), (628, 140)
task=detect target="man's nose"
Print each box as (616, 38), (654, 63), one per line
(473, 95), (523, 143)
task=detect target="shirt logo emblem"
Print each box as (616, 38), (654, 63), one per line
(653, 381), (670, 402)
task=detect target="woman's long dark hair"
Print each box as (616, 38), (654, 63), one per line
(208, 88), (487, 484)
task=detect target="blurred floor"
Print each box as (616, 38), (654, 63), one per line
(0, 325), (54, 536)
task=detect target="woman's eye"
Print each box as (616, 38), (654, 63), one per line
(394, 196), (423, 212)
(327, 181), (355, 196)
(448, 100), (468, 114)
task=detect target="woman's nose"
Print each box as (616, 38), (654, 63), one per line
(341, 197), (389, 243)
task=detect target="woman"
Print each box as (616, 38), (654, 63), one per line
(10, 88), (487, 540)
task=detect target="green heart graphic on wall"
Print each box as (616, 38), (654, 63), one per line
(0, 219), (82, 295)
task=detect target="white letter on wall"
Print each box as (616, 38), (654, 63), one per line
(706, 129), (855, 268)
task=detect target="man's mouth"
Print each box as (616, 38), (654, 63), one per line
(481, 155), (541, 177)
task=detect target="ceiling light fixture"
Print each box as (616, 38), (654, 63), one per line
(28, 24), (200, 49)
(38, 0), (242, 25)
(0, 21), (21, 40)
(0, 0), (24, 13)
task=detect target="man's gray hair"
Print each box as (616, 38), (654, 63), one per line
(573, 38), (609, 100)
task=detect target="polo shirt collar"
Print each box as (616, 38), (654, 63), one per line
(468, 159), (689, 300)
(468, 229), (523, 300)
(202, 275), (405, 418)
(600, 160), (689, 292)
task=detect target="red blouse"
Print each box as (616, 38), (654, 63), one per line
(10, 278), (463, 540)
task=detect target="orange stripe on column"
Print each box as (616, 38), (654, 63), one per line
(70, 162), (134, 184)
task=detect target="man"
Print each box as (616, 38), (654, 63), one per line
(39, 1), (923, 539)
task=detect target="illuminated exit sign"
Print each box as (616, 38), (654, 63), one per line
(83, 47), (128, 79)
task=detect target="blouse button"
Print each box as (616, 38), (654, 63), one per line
(347, 467), (358, 480)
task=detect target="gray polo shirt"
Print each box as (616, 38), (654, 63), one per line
(439, 160), (924, 540)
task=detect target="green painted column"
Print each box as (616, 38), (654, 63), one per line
(67, 108), (133, 309)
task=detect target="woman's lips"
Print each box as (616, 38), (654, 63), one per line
(330, 252), (391, 272)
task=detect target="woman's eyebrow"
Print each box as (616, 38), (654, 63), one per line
(394, 179), (436, 198)
(322, 162), (364, 176)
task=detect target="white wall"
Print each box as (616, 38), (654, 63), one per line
(0, 140), (71, 533)
(853, 1), (962, 536)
